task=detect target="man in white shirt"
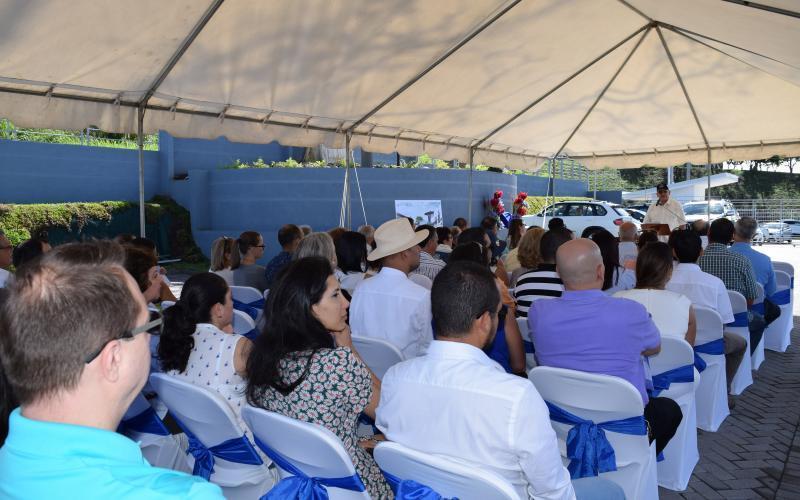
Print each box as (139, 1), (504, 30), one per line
(377, 261), (624, 500)
(350, 218), (433, 358)
(643, 182), (687, 231)
(0, 231), (12, 288)
(666, 230), (746, 395)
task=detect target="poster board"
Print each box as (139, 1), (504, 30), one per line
(394, 200), (443, 227)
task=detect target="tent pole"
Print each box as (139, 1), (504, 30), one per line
(468, 148), (475, 226)
(706, 150), (712, 221)
(345, 132), (352, 229)
(137, 106), (146, 237)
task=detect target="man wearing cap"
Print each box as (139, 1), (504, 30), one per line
(644, 182), (687, 231)
(349, 218), (433, 358)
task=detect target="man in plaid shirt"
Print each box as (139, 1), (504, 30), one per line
(699, 218), (765, 354)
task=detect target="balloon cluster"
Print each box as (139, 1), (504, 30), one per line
(489, 190), (505, 215)
(513, 192), (529, 217)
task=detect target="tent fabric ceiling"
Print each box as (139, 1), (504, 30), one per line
(0, 0), (798, 170)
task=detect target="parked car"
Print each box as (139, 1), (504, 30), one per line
(682, 200), (739, 223)
(522, 201), (640, 237)
(762, 222), (793, 243)
(625, 208), (647, 223)
(778, 219), (800, 237)
(752, 226), (765, 246)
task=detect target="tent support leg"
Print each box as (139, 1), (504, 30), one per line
(137, 106), (146, 237)
(345, 132), (352, 229)
(468, 148), (475, 225)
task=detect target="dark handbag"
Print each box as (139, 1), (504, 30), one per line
(763, 297), (781, 326)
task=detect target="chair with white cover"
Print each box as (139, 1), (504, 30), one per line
(529, 366), (657, 500)
(693, 306), (730, 431)
(119, 393), (190, 473)
(773, 261), (795, 286)
(230, 285), (265, 324)
(750, 284), (767, 369)
(647, 337), (699, 491)
(232, 309), (258, 341)
(263, 289), (270, 301)
(725, 290), (753, 395)
(149, 374), (274, 499)
(515, 317), (537, 370)
(373, 441), (520, 500)
(351, 335), (404, 380)
(161, 300), (176, 309)
(241, 405), (371, 500)
(764, 270), (792, 352)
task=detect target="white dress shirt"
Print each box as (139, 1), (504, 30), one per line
(666, 263), (734, 323)
(349, 267), (433, 358)
(643, 198), (686, 230)
(377, 341), (575, 500)
(0, 268), (9, 288)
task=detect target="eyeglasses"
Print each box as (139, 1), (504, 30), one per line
(84, 310), (163, 364)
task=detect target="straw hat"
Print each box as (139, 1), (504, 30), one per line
(367, 218), (429, 261)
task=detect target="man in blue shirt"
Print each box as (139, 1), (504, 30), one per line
(264, 224), (303, 288)
(0, 241), (223, 499)
(731, 217), (777, 296)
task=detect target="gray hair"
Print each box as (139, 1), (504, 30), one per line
(294, 232), (337, 267)
(735, 216), (759, 240)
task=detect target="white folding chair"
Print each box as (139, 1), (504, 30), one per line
(230, 285), (263, 304)
(351, 335), (404, 380)
(232, 309), (257, 337)
(647, 337), (699, 491)
(149, 374), (274, 500)
(693, 306), (730, 432)
(529, 366), (657, 500)
(241, 406), (371, 500)
(119, 393), (190, 473)
(263, 289), (270, 301)
(515, 318), (537, 370)
(773, 261), (795, 286)
(725, 290), (753, 394)
(374, 441), (520, 500)
(750, 284), (767, 369)
(764, 270), (792, 352)
(160, 300), (176, 309)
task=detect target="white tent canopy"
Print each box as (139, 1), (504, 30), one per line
(2, 0), (799, 172)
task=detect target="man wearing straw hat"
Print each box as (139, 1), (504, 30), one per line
(349, 218), (433, 358)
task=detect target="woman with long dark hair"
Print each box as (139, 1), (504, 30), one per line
(335, 231), (367, 294)
(246, 257), (390, 498)
(589, 229), (636, 294)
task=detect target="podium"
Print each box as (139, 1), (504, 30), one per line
(641, 223), (672, 236)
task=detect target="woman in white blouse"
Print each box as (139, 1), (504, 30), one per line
(615, 242), (696, 345)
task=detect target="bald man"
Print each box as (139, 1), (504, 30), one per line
(618, 222), (638, 268)
(528, 239), (682, 456)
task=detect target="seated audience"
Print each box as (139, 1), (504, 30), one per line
(0, 241), (222, 498)
(452, 217), (468, 232)
(699, 218), (765, 355)
(615, 242), (696, 345)
(377, 261), (624, 500)
(590, 229), (636, 294)
(412, 224), (446, 282)
(0, 230), (11, 288)
(450, 225), (462, 246)
(231, 231), (268, 292)
(0, 337), (16, 446)
(246, 257), (389, 498)
(692, 219), (710, 249)
(731, 216), (781, 328)
(113, 233), (136, 245)
(335, 231), (368, 294)
(295, 232), (340, 279)
(127, 237), (178, 303)
(124, 247), (162, 305)
(548, 217), (566, 232)
(503, 218), (526, 272)
(299, 224), (312, 237)
(513, 229), (571, 318)
(480, 216), (505, 262)
(11, 236), (49, 271)
(264, 224), (303, 288)
(529, 238), (682, 455)
(618, 221), (638, 268)
(328, 226), (347, 243)
(637, 229), (659, 250)
(209, 236), (234, 285)
(435, 226), (453, 262)
(667, 230), (746, 393)
(449, 243), (525, 376)
(349, 219), (433, 358)
(509, 226), (545, 287)
(357, 224), (376, 251)
(458, 227), (509, 286)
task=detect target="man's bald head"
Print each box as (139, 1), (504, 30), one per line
(556, 238), (604, 290)
(619, 222), (637, 242)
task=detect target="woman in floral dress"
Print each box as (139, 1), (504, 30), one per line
(246, 256), (391, 499)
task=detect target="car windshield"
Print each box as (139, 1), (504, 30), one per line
(683, 203), (724, 215)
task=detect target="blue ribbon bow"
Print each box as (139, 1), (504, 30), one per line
(118, 405), (170, 436)
(253, 436), (365, 500)
(233, 298), (265, 321)
(726, 311), (748, 328)
(649, 364), (694, 398)
(381, 469), (454, 500)
(693, 338), (724, 373)
(174, 419), (262, 480)
(749, 301), (765, 315)
(770, 288), (791, 306)
(545, 401), (647, 479)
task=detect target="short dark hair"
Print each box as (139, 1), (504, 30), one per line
(548, 217), (565, 231)
(635, 242), (673, 289)
(449, 242), (488, 267)
(334, 231), (367, 274)
(436, 227), (452, 244)
(637, 229), (660, 250)
(669, 229), (702, 263)
(11, 239), (46, 270)
(431, 261), (500, 338)
(692, 220), (709, 236)
(159, 273), (228, 373)
(278, 224), (303, 248)
(0, 241), (139, 405)
(709, 218), (735, 245)
(452, 217), (467, 229)
(124, 247), (157, 294)
(540, 229), (571, 263)
(130, 237), (157, 256)
(480, 216), (498, 230)
(457, 227), (488, 247)
(416, 225), (436, 248)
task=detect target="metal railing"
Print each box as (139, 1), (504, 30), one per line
(730, 199), (800, 223)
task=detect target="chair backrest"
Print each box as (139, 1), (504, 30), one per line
(374, 441), (520, 500)
(161, 300), (176, 309)
(727, 290), (747, 315)
(351, 335), (404, 380)
(693, 306), (724, 345)
(263, 289), (270, 301)
(773, 261), (795, 279)
(515, 317), (532, 344)
(241, 406), (370, 500)
(775, 270), (791, 290)
(232, 309), (256, 336)
(755, 282), (765, 304)
(230, 285), (263, 304)
(648, 337), (694, 376)
(123, 392), (155, 421)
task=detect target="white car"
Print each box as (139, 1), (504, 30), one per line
(682, 200), (739, 223)
(522, 201), (640, 237)
(778, 219), (800, 237)
(762, 222), (793, 243)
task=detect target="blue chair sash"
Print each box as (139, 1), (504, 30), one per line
(118, 405), (170, 436)
(381, 469), (454, 500)
(545, 401), (647, 479)
(649, 364), (694, 398)
(253, 436), (365, 500)
(749, 301), (765, 315)
(770, 288), (791, 306)
(523, 340), (535, 354)
(243, 328), (260, 341)
(233, 298), (264, 320)
(725, 311), (748, 328)
(174, 418), (262, 480)
(693, 338), (724, 373)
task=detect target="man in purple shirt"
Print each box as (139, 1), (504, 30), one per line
(529, 238), (682, 455)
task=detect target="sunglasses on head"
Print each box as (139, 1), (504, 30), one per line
(84, 310), (163, 364)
